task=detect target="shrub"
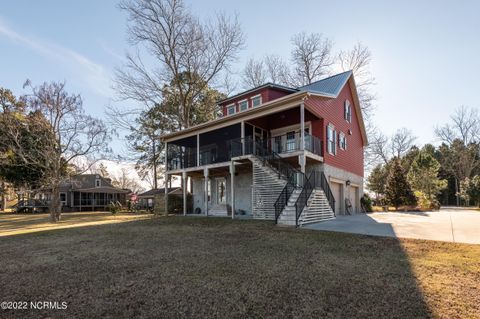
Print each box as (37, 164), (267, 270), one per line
(414, 191), (440, 211)
(108, 202), (121, 215)
(361, 194), (373, 212)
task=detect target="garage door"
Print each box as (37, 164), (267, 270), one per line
(330, 182), (342, 215)
(349, 186), (359, 214)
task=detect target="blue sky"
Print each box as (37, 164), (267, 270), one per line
(1, 0), (479, 153)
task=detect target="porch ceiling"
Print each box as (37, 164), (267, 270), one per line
(246, 106), (320, 131)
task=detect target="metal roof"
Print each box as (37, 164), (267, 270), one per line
(298, 70), (353, 97)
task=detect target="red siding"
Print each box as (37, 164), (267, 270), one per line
(221, 88), (291, 116)
(307, 82), (364, 177)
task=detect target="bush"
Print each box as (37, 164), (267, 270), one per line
(108, 202), (121, 215)
(361, 194), (373, 212)
(414, 191), (440, 211)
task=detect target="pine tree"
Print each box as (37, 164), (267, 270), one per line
(385, 158), (416, 210)
(407, 150), (447, 209)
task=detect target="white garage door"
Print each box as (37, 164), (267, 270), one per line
(330, 182), (342, 215)
(349, 186), (359, 214)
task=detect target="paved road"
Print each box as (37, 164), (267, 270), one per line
(304, 207), (480, 244)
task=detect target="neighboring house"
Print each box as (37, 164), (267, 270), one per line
(161, 70), (367, 226)
(137, 187), (182, 210)
(35, 174), (130, 212)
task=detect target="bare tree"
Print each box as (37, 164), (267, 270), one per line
(291, 32), (333, 86)
(391, 128), (416, 158)
(19, 81), (110, 222)
(242, 58), (267, 88)
(115, 0), (244, 130)
(112, 168), (144, 193)
(337, 42), (376, 119)
(435, 105), (480, 145)
(264, 54), (293, 86)
(241, 54), (294, 89)
(365, 127), (416, 168)
(366, 131), (390, 165)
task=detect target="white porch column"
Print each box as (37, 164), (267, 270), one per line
(164, 173), (169, 215)
(230, 162), (235, 219)
(300, 102), (306, 174)
(300, 102), (305, 151)
(196, 134), (200, 166)
(241, 121), (245, 155)
(182, 171), (187, 216)
(203, 168), (209, 216)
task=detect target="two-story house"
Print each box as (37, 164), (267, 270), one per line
(161, 70), (367, 226)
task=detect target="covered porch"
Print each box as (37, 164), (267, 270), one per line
(166, 104), (324, 173)
(72, 187), (129, 211)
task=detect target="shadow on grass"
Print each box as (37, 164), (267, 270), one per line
(0, 216), (435, 318)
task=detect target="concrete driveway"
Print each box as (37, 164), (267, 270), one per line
(304, 207), (480, 244)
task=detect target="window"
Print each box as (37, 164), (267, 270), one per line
(273, 136), (282, 153)
(251, 95), (262, 107)
(95, 179), (101, 187)
(286, 131), (296, 151)
(239, 99), (248, 112)
(227, 104), (236, 115)
(339, 132), (347, 150)
(327, 125), (336, 155)
(344, 100), (352, 123)
(59, 192), (67, 205)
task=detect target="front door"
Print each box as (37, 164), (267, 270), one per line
(216, 178), (226, 205)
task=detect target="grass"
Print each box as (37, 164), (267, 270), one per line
(0, 212), (151, 237)
(0, 216), (479, 318)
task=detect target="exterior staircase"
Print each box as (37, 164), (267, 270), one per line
(298, 190), (335, 225)
(246, 143), (336, 226)
(251, 157), (287, 219)
(277, 189), (334, 226)
(209, 204), (228, 216)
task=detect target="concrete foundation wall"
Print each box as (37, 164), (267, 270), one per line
(226, 171), (253, 215)
(191, 170), (253, 215)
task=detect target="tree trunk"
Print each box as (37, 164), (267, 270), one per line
(455, 178), (460, 206)
(153, 139), (158, 189)
(50, 186), (62, 222)
(1, 181), (6, 212)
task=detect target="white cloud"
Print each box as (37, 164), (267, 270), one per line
(0, 18), (112, 97)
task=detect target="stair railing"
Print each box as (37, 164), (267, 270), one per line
(274, 183), (294, 223)
(294, 171), (337, 226)
(294, 171), (315, 226)
(228, 136), (310, 224)
(317, 171), (336, 216)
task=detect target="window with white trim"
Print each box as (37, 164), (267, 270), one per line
(344, 100), (352, 123)
(251, 95), (262, 107)
(327, 125), (336, 155)
(95, 179), (101, 187)
(227, 104), (236, 115)
(339, 132), (347, 150)
(59, 192), (67, 205)
(239, 100), (248, 112)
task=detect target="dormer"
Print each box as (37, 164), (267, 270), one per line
(218, 83), (297, 117)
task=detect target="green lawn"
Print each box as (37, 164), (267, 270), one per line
(0, 216), (479, 318)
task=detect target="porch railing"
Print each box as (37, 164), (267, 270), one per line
(166, 145), (197, 170)
(73, 199), (121, 206)
(167, 131), (323, 170)
(269, 132), (323, 156)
